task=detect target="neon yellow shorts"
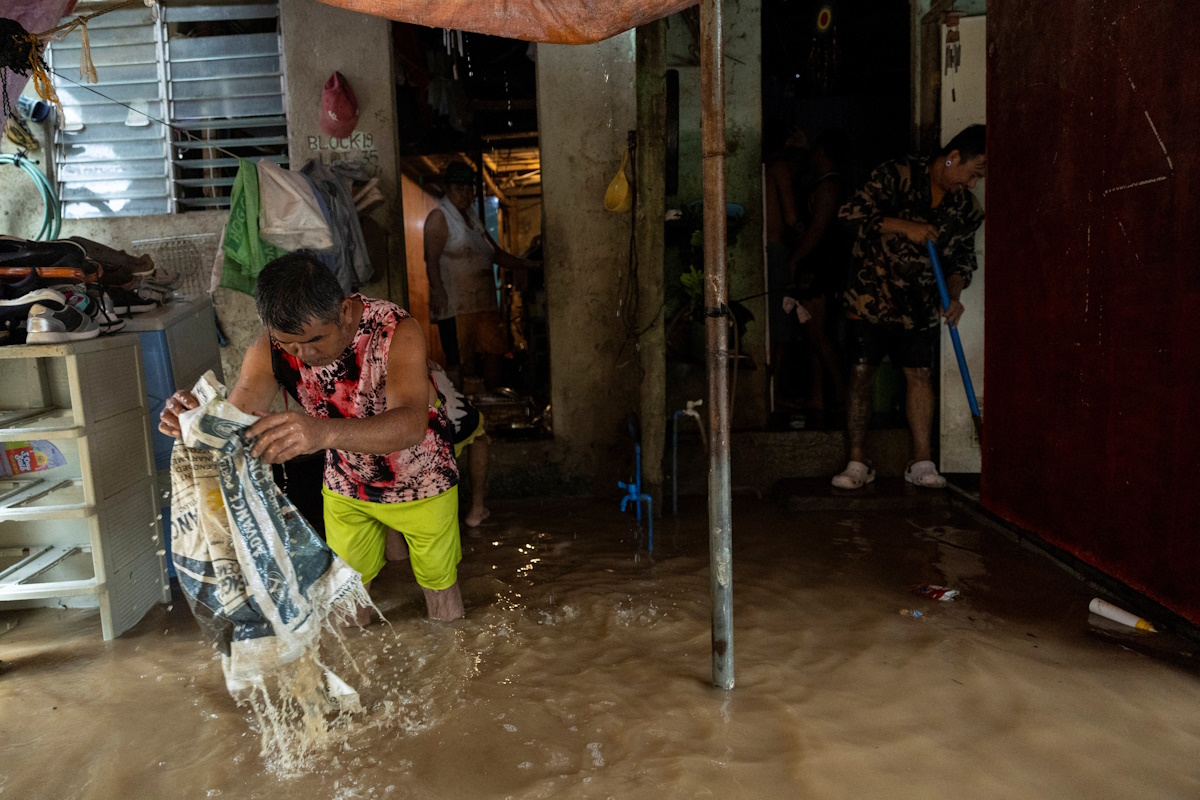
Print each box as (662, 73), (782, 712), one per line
(322, 485), (461, 589)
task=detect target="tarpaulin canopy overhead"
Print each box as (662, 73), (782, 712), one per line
(316, 0), (697, 44)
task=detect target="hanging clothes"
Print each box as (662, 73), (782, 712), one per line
(220, 159), (289, 295)
(300, 159), (374, 294)
(256, 159), (334, 252)
(300, 171), (340, 275)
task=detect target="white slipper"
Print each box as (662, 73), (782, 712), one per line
(904, 460), (947, 489)
(832, 460), (875, 490)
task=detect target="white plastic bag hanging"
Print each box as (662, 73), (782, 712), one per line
(256, 159), (335, 252)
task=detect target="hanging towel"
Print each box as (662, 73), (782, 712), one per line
(220, 159), (290, 295)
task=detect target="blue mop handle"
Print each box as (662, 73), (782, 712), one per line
(926, 240), (982, 419)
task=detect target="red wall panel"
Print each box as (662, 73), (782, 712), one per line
(984, 3), (1200, 623)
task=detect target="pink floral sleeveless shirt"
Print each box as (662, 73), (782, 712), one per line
(270, 295), (458, 503)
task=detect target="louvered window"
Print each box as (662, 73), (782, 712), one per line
(47, 3), (288, 218)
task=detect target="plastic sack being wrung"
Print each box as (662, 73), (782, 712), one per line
(170, 371), (372, 769)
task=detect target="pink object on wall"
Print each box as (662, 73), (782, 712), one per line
(319, 72), (358, 139)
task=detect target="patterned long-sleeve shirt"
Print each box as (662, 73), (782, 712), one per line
(838, 155), (984, 330)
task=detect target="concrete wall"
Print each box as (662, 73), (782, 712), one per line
(535, 33), (641, 492)
(525, 8), (763, 494)
(1, 0), (401, 394)
(279, 0), (402, 310)
(663, 4), (765, 429)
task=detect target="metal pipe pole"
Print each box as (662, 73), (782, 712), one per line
(700, 0), (733, 690)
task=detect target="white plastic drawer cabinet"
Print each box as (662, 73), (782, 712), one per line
(0, 336), (170, 640)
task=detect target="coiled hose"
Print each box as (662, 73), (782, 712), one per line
(1, 152), (61, 240)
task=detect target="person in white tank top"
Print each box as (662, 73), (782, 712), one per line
(423, 161), (541, 387)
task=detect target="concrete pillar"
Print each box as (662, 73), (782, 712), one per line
(279, 0), (405, 306)
(536, 36), (640, 491)
(636, 21), (668, 511)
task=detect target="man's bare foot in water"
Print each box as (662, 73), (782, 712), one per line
(423, 582), (464, 621)
(463, 506), (490, 527)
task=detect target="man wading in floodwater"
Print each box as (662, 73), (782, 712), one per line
(159, 253), (463, 623)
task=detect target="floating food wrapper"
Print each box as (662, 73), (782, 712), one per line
(0, 440), (66, 478)
(913, 584), (959, 602)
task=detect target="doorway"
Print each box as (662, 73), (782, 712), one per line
(936, 12), (986, 474)
(393, 24), (550, 438)
(761, 0), (912, 430)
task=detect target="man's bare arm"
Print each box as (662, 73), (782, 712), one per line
(228, 332), (284, 414)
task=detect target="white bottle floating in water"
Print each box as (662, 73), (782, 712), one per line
(1089, 597), (1156, 632)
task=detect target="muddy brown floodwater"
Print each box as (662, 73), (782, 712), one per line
(2, 497), (1199, 799)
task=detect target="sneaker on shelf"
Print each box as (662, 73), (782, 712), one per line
(0, 288), (67, 345)
(107, 285), (158, 315)
(26, 300), (101, 344)
(0, 265), (88, 285)
(145, 267), (179, 288)
(97, 290), (126, 334)
(61, 287), (127, 335)
(0, 289), (67, 321)
(0, 237), (87, 269)
(66, 236), (156, 286)
(0, 238), (103, 286)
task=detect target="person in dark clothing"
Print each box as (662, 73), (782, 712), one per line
(787, 130), (850, 422)
(831, 124), (986, 490)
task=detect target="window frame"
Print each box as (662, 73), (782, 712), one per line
(47, 2), (289, 218)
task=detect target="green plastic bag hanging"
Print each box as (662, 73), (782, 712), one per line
(220, 158), (290, 295)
